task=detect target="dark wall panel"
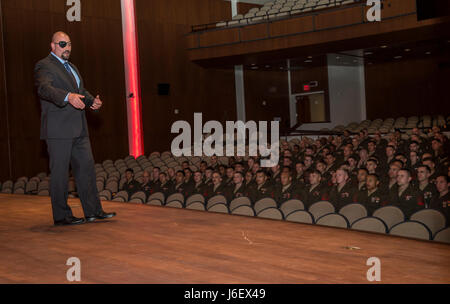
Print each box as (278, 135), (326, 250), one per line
(135, 0), (236, 153)
(365, 55), (450, 119)
(1, 0), (127, 180)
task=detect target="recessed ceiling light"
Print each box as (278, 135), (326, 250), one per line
(265, 65), (270, 68)
(380, 45), (388, 49)
(304, 60), (312, 63)
(394, 56), (402, 59)
(404, 48), (411, 52)
(426, 51), (431, 55)
(368, 62), (373, 65)
(251, 63), (256, 66)
(365, 51), (373, 55)
(280, 67), (284, 70)
(251, 66), (258, 69)
(336, 56), (341, 60)
(307, 56), (313, 59)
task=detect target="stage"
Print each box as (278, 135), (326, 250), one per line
(0, 194), (449, 284)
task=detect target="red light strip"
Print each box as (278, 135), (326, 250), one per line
(121, 0), (144, 158)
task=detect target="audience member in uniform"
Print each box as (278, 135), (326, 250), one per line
(227, 171), (247, 202)
(389, 169), (424, 218)
(415, 165), (438, 208)
(273, 172), (301, 207)
(356, 174), (388, 215)
(121, 168), (141, 198)
(204, 172), (227, 199)
(430, 175), (449, 225)
(304, 170), (329, 209)
(140, 170), (152, 200)
(328, 169), (357, 211)
(249, 170), (273, 204)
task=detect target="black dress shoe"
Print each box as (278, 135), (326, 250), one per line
(85, 210), (116, 222)
(54, 216), (86, 226)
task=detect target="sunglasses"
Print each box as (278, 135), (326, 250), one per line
(54, 41), (71, 48)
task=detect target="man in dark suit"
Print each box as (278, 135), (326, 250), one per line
(34, 31), (116, 226)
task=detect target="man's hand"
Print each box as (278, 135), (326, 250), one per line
(68, 93), (86, 110)
(91, 95), (103, 110)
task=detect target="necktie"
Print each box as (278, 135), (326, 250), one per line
(63, 62), (78, 88)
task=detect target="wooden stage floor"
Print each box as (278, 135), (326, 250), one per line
(0, 194), (449, 284)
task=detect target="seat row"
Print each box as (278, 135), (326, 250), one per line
(105, 192), (449, 243)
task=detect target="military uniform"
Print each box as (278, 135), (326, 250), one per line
(227, 183), (248, 202)
(272, 183), (302, 206)
(155, 180), (173, 198)
(417, 182), (438, 209)
(303, 184), (329, 210)
(356, 188), (388, 215)
(248, 181), (274, 204)
(328, 182), (358, 211)
(388, 184), (425, 219)
(121, 179), (141, 198)
(203, 183), (228, 200)
(429, 192), (450, 225)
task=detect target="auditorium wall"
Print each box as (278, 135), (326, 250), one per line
(0, 0), (238, 180)
(365, 54), (450, 119)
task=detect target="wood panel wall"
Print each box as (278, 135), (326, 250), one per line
(0, 0), (127, 180)
(135, 0), (236, 154)
(365, 54), (450, 119)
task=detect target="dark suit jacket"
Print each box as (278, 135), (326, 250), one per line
(34, 54), (95, 139)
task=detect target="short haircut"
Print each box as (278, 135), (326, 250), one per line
(358, 168), (369, 174)
(205, 166), (214, 171)
(176, 170), (185, 176)
(367, 173), (379, 181)
(417, 165), (431, 173)
(256, 170), (267, 177)
(399, 168), (412, 177)
(309, 169), (322, 177)
(233, 171), (244, 178)
(436, 175), (449, 183)
(126, 168), (134, 174)
(153, 167), (161, 171)
(422, 157), (435, 165)
(386, 145), (396, 150)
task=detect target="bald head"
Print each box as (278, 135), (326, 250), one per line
(51, 31), (72, 61)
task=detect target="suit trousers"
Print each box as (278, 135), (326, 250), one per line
(46, 136), (102, 221)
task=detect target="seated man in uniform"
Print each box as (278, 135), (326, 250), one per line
(328, 169), (358, 211)
(227, 171), (248, 202)
(430, 175), (449, 225)
(140, 170), (152, 200)
(248, 170), (273, 204)
(121, 168), (141, 199)
(303, 170), (329, 210)
(389, 169), (425, 219)
(203, 171), (228, 200)
(415, 165), (438, 208)
(156, 172), (173, 198)
(190, 171), (206, 195)
(273, 172), (302, 207)
(170, 170), (191, 199)
(356, 174), (388, 216)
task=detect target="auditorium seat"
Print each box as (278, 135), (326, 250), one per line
(410, 209), (446, 238)
(389, 221), (432, 241)
(338, 203), (368, 225)
(186, 194), (205, 207)
(130, 191), (146, 204)
(433, 227), (450, 244)
(231, 205), (255, 217)
(257, 207), (284, 220)
(166, 193), (184, 206)
(229, 196), (251, 211)
(207, 203), (229, 214)
(308, 201), (335, 221)
(254, 197), (278, 214)
(279, 199), (305, 218)
(350, 217), (388, 234)
(165, 201), (183, 208)
(285, 210), (314, 224)
(316, 213), (349, 228)
(373, 206), (405, 230)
